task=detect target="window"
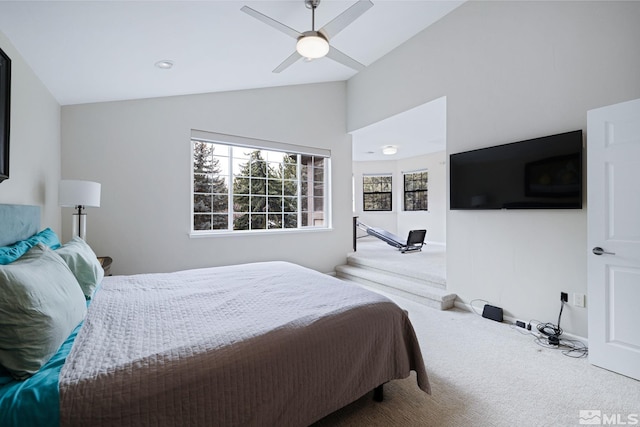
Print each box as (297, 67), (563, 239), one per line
(192, 132), (330, 233)
(363, 175), (392, 211)
(404, 170), (428, 211)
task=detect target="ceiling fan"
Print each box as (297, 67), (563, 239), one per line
(241, 0), (374, 73)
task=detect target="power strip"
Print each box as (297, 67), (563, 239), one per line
(514, 320), (543, 336)
(514, 319), (534, 330)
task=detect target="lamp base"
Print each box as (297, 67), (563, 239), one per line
(72, 212), (87, 240)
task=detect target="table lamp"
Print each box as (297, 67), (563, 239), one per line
(59, 180), (101, 240)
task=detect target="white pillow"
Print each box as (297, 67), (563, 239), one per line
(0, 244), (87, 379)
(56, 237), (104, 299)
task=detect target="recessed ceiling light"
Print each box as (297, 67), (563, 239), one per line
(382, 145), (397, 155)
(155, 60), (174, 70)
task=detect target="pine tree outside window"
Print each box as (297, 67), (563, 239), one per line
(363, 175), (392, 211)
(192, 133), (330, 234)
(403, 170), (428, 211)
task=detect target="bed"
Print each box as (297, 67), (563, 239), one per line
(0, 203), (430, 426)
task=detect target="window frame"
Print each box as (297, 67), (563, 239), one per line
(362, 174), (393, 212)
(403, 169), (429, 211)
(190, 131), (331, 236)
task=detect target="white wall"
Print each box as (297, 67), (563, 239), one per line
(353, 150), (446, 244)
(347, 1), (640, 338)
(61, 82), (352, 275)
(0, 31), (61, 232)
(397, 151), (446, 244)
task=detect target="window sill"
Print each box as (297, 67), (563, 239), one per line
(189, 227), (333, 239)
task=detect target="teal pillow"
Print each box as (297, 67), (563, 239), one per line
(0, 244), (87, 380)
(32, 228), (61, 250)
(55, 237), (104, 299)
(0, 228), (61, 265)
(0, 240), (29, 265)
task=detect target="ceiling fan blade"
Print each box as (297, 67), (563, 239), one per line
(241, 6), (302, 40)
(319, 0), (373, 40)
(326, 46), (365, 72)
(273, 51), (303, 73)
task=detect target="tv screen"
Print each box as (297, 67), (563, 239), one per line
(450, 130), (583, 209)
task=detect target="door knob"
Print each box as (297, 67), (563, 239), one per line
(592, 247), (615, 256)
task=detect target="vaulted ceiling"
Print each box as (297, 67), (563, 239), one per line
(0, 0), (461, 158)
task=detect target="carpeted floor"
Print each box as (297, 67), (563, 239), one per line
(313, 288), (640, 427)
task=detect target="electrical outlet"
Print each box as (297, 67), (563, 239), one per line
(561, 292), (568, 302)
(573, 293), (586, 308)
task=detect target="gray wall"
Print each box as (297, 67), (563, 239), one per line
(0, 31), (61, 232)
(347, 1), (640, 337)
(61, 82), (352, 275)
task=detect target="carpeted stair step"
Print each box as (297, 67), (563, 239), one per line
(346, 254), (446, 289)
(335, 264), (456, 311)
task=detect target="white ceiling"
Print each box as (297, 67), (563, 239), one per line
(0, 0), (461, 155)
(351, 95), (446, 161)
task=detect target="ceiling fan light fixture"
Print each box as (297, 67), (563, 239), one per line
(296, 33), (329, 59)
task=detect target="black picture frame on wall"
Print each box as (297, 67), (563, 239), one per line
(0, 47), (11, 183)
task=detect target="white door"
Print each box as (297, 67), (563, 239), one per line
(587, 98), (640, 381)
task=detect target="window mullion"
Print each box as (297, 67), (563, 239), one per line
(297, 154), (301, 228)
(227, 149), (233, 231)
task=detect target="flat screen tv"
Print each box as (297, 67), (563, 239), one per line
(450, 130), (583, 209)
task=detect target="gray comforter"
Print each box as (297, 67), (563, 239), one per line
(59, 261), (429, 426)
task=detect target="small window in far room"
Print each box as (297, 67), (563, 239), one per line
(363, 174), (392, 211)
(404, 170), (428, 211)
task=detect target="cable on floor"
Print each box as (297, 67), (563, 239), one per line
(511, 308), (589, 358)
(469, 299), (491, 316)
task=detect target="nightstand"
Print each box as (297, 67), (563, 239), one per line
(97, 256), (112, 276)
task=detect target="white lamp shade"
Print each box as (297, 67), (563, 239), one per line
(296, 35), (330, 59)
(59, 180), (101, 207)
